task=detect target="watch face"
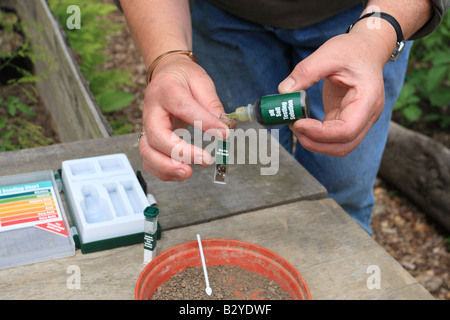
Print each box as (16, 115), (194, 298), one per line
(390, 41), (406, 62)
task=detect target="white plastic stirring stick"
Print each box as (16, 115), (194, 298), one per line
(197, 234), (212, 295)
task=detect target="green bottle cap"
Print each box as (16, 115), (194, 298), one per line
(144, 206), (159, 218)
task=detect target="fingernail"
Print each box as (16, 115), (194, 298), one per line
(175, 169), (186, 179)
(279, 77), (295, 92)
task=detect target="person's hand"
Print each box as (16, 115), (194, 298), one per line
(279, 24), (395, 157)
(139, 54), (229, 181)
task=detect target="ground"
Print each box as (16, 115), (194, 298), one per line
(372, 179), (449, 299)
(1, 8), (448, 300)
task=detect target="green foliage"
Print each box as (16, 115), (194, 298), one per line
(48, 0), (135, 116)
(110, 119), (134, 135)
(0, 117), (54, 152)
(394, 11), (450, 128)
(394, 82), (422, 121)
(0, 9), (54, 151)
(1, 96), (36, 117)
(97, 91), (135, 113)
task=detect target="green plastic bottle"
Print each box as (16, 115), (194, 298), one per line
(228, 91), (309, 126)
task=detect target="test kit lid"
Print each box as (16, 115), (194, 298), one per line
(0, 170), (75, 270)
(144, 206), (159, 218)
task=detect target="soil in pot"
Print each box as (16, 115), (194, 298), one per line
(151, 265), (292, 300)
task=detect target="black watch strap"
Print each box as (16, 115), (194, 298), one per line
(347, 12), (406, 62)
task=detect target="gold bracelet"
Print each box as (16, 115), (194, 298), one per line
(146, 50), (197, 84)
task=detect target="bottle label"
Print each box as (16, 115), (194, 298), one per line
(144, 232), (156, 251)
(260, 92), (305, 125)
(216, 140), (230, 165)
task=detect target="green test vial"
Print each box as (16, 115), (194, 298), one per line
(213, 114), (234, 185)
(228, 91), (310, 126)
(143, 206), (159, 264)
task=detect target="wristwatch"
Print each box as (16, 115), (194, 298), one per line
(347, 12), (406, 62)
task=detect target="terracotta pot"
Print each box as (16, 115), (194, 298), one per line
(135, 238), (311, 300)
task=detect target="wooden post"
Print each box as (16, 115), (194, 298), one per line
(379, 122), (450, 232)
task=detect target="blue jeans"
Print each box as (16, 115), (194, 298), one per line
(192, 1), (412, 234)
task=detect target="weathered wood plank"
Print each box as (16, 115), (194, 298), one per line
(4, 0), (112, 141)
(0, 131), (327, 230)
(161, 199), (433, 300)
(0, 199), (432, 299)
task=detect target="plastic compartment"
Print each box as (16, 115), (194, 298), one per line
(80, 185), (113, 223)
(61, 154), (149, 244)
(135, 239), (311, 300)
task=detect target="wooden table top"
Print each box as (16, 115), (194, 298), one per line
(0, 131), (433, 299)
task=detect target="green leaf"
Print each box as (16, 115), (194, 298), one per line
(1, 130), (14, 140)
(431, 52), (450, 66)
(408, 95), (421, 104)
(0, 117), (7, 130)
(16, 102), (36, 116)
(440, 116), (450, 128)
(429, 88), (450, 106)
(402, 104), (422, 121)
(426, 65), (448, 93)
(393, 101), (403, 111)
(424, 113), (441, 122)
(7, 96), (19, 104)
(98, 91), (134, 113)
(401, 82), (416, 96)
(7, 104), (16, 117)
(394, 83), (419, 110)
(110, 119), (134, 135)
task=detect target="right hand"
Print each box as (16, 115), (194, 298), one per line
(139, 54), (229, 182)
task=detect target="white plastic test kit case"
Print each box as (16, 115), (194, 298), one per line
(61, 153), (150, 252)
(0, 153), (151, 269)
